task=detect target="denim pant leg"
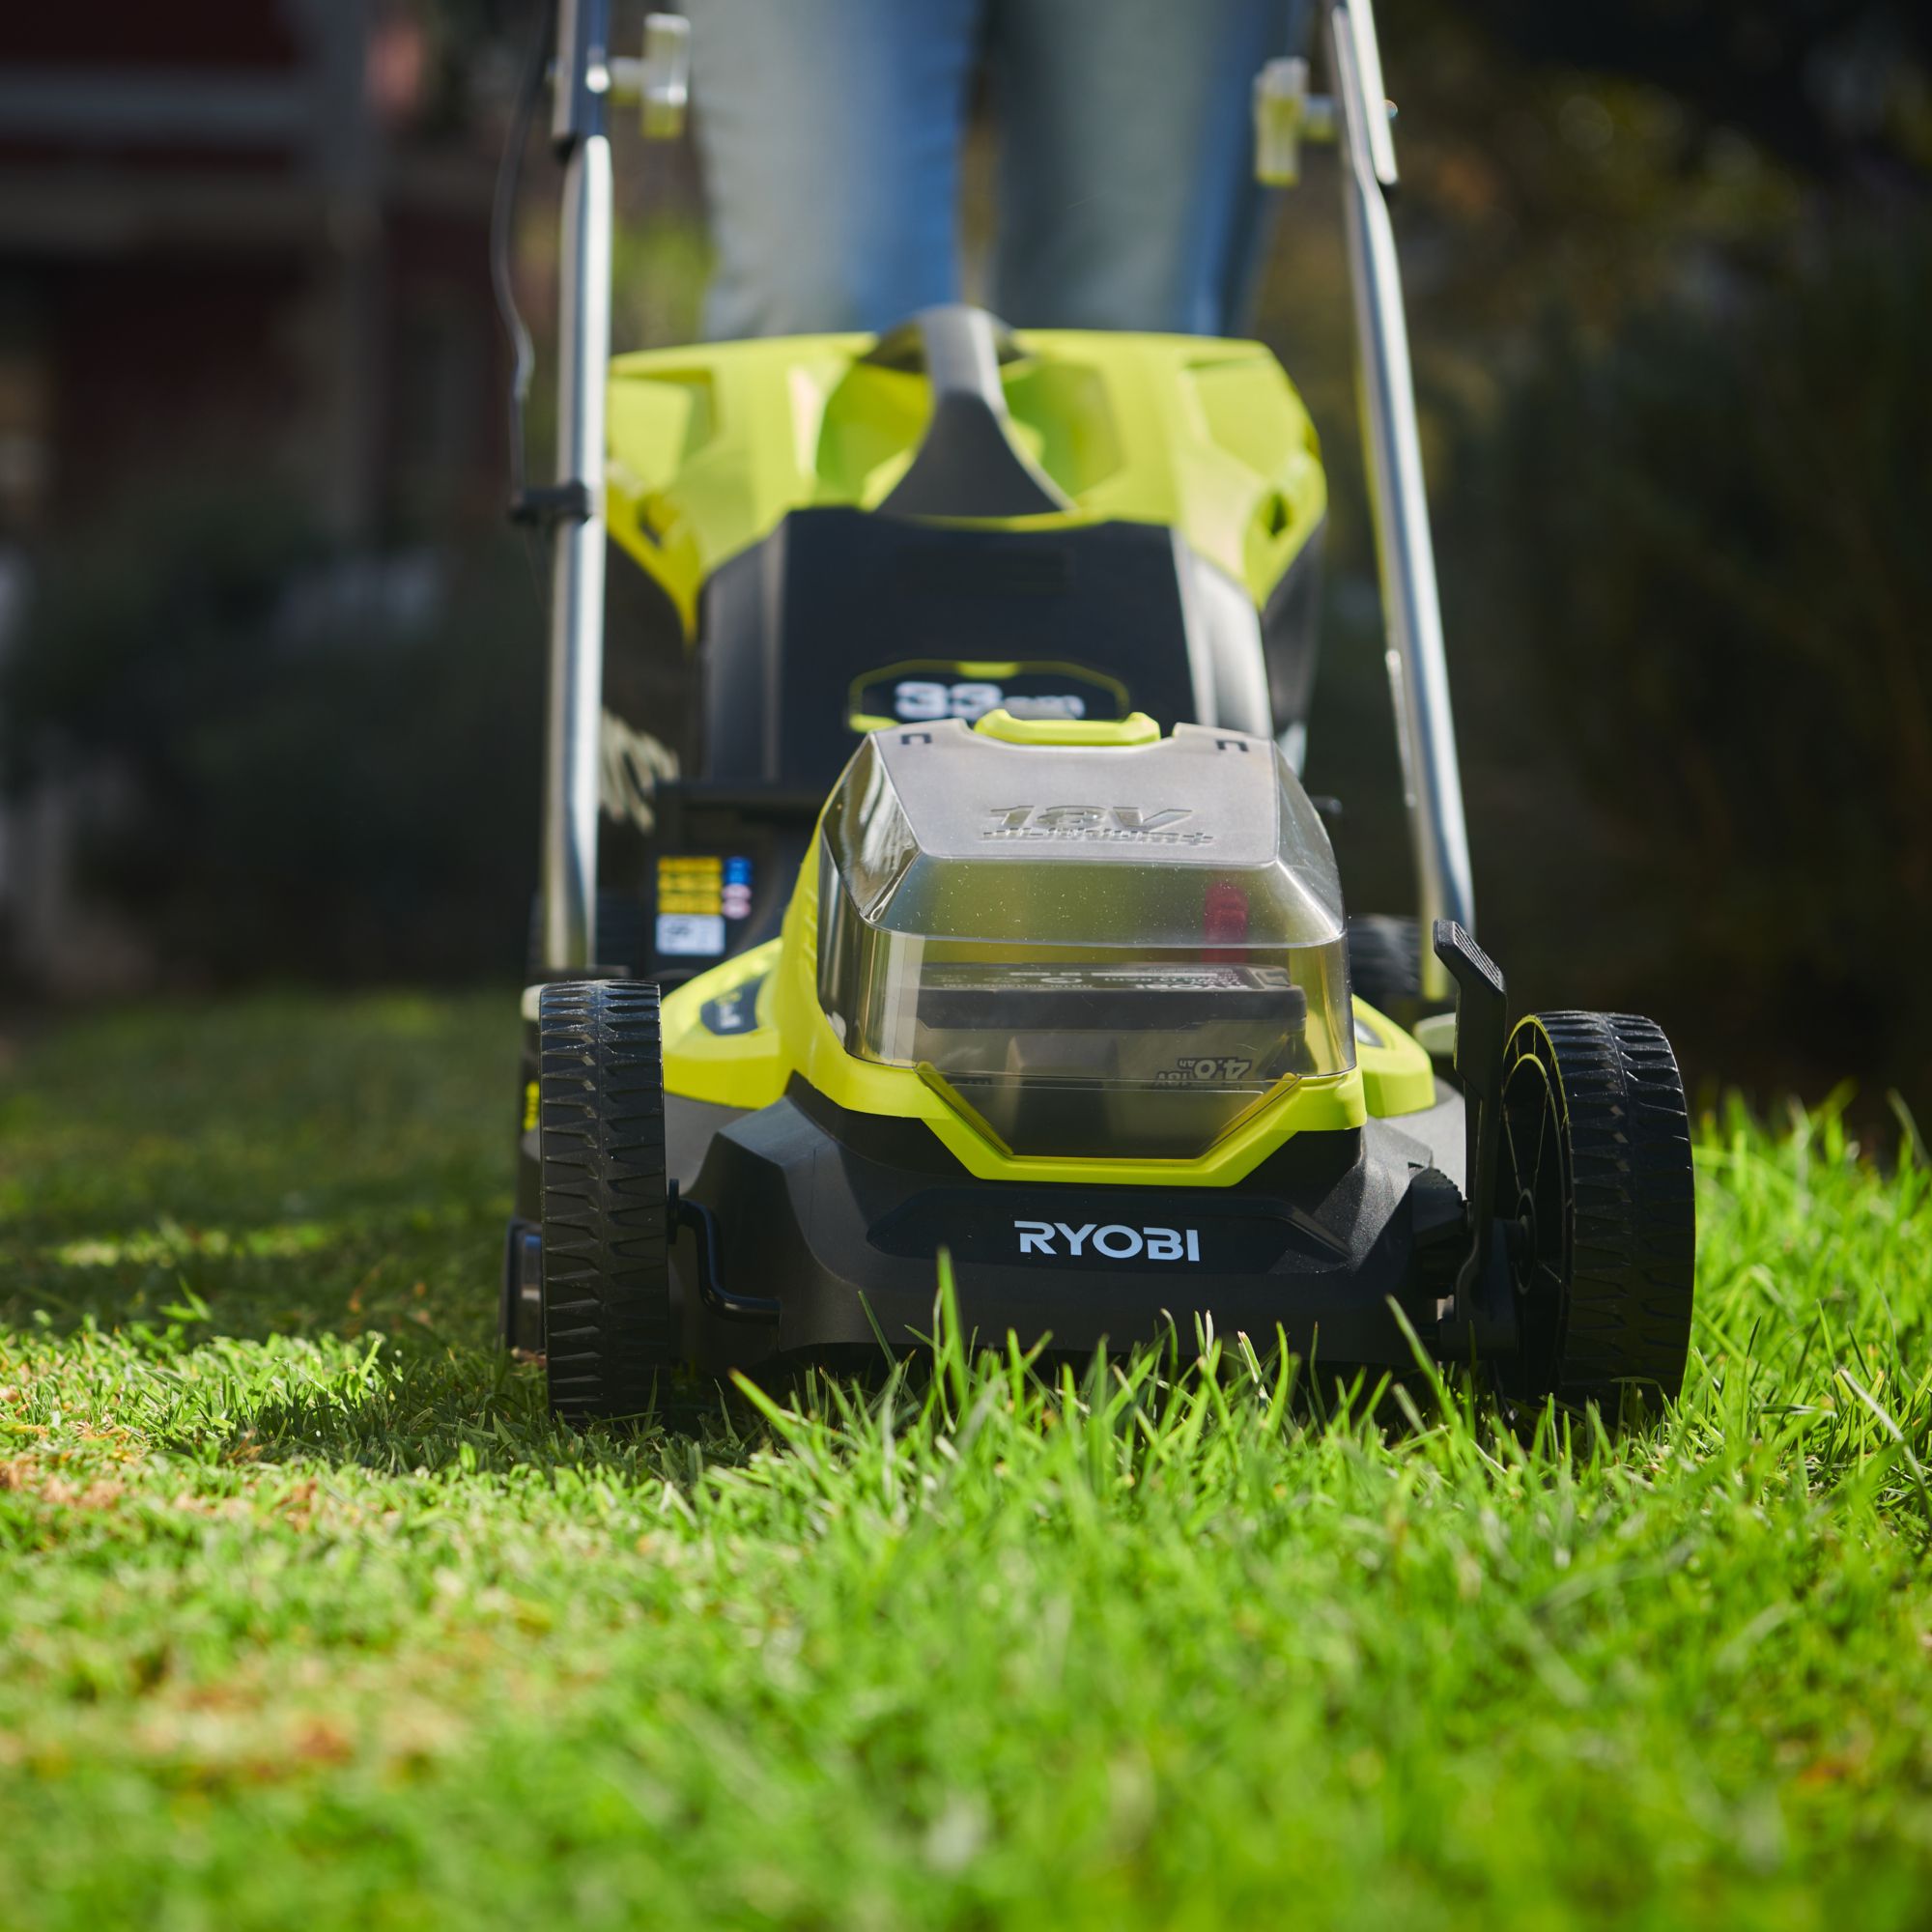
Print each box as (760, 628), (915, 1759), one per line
(684, 0), (983, 338)
(988, 0), (1306, 335)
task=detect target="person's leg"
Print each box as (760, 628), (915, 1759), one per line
(684, 0), (982, 339)
(988, 0), (1305, 335)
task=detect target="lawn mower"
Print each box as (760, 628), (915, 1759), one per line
(496, 0), (1696, 1416)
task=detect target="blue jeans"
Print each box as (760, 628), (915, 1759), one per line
(685, 0), (1305, 339)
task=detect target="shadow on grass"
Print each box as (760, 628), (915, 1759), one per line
(0, 988), (520, 1329)
(0, 991), (784, 1475)
(0, 1209), (507, 1346)
(161, 1339), (756, 1477)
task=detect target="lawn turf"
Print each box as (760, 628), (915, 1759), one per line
(0, 991), (1928, 1930)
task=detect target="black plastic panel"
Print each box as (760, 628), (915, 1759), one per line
(1260, 521), (1325, 738)
(678, 1078), (1470, 1375)
(696, 509), (1207, 794)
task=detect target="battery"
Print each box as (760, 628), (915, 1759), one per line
(914, 962), (1306, 1032)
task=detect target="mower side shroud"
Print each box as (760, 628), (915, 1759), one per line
(664, 1083), (1477, 1378)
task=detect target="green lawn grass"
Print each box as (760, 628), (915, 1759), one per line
(1, 992), (1928, 1930)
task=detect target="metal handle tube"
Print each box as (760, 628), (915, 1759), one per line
(1323, 0), (1474, 996)
(538, 134), (612, 973)
(538, 0), (613, 975)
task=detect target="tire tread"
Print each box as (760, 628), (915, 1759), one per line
(1510, 1010), (1696, 1407)
(538, 979), (676, 1421)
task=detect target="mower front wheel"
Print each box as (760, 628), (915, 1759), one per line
(537, 979), (680, 1422)
(1495, 1010), (1696, 1412)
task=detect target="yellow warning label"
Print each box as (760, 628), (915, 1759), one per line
(657, 854), (723, 916)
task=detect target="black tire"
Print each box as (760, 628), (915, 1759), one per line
(537, 979), (679, 1421)
(1347, 915), (1422, 1017)
(1495, 1011), (1696, 1411)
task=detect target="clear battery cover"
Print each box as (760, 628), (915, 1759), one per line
(815, 718), (1353, 1159)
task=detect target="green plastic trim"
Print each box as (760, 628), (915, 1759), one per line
(605, 327), (1326, 635)
(971, 708), (1161, 747)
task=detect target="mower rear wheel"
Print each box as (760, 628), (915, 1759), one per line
(1495, 1011), (1695, 1411)
(1348, 915), (1422, 1017)
(537, 979), (679, 1421)
(526, 890), (651, 980)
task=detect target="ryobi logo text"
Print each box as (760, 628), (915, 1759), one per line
(1013, 1221), (1204, 1263)
(983, 805), (1210, 846)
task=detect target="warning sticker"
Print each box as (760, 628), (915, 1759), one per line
(657, 854), (723, 917)
(655, 913), (725, 957)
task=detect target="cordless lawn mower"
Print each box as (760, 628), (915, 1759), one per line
(496, 0), (1696, 1417)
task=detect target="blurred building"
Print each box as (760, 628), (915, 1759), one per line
(0, 1), (514, 990)
(0, 0), (507, 545)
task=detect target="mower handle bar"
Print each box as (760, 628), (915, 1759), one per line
(1320, 0), (1474, 996)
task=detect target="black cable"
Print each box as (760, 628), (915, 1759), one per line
(491, 0), (556, 593)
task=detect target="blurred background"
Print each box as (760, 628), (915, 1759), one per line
(0, 0), (1926, 1109)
